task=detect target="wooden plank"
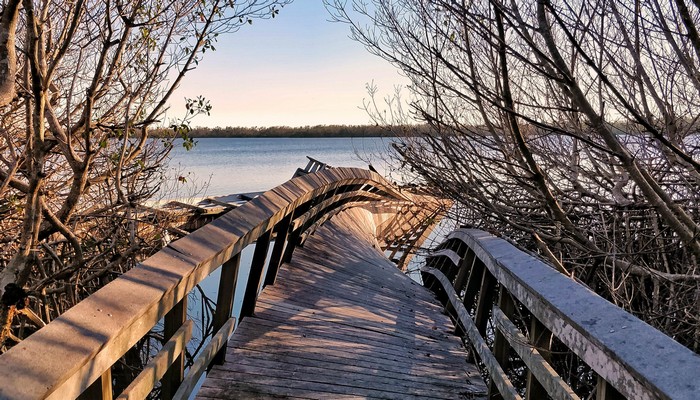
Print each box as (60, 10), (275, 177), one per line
(251, 296), (456, 343)
(205, 363), (476, 399)
(263, 213), (292, 286)
(489, 289), (516, 398)
(212, 254), (240, 365)
(200, 375), (453, 400)
(223, 348), (478, 386)
(161, 297), (187, 400)
(492, 306), (579, 400)
(78, 369), (112, 400)
(228, 328), (467, 368)
(453, 249), (476, 293)
(116, 320), (193, 400)
(173, 318), (236, 400)
(201, 208), (486, 399)
(240, 229), (271, 318)
(422, 266), (521, 400)
(526, 316), (553, 400)
(239, 305), (458, 352)
(474, 267), (496, 337)
(223, 345), (477, 388)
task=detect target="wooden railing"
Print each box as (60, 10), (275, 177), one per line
(0, 168), (410, 400)
(293, 156), (330, 177)
(422, 228), (700, 400)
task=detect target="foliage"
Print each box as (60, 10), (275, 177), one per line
(326, 0), (700, 357)
(0, 0), (291, 352)
(151, 123), (413, 138)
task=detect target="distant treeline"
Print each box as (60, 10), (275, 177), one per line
(154, 124), (399, 138)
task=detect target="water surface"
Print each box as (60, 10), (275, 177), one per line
(167, 137), (393, 197)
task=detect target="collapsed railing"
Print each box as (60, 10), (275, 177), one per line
(422, 229), (699, 400)
(0, 168), (410, 400)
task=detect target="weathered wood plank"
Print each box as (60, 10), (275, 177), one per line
(492, 306), (579, 400)
(173, 318), (236, 400)
(222, 349), (479, 386)
(200, 208), (486, 399)
(224, 344), (474, 381)
(116, 320), (193, 400)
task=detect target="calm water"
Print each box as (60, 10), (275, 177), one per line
(167, 137), (393, 197)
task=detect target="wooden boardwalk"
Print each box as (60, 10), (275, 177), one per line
(198, 208), (487, 399)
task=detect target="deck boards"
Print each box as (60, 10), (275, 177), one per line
(199, 208), (486, 399)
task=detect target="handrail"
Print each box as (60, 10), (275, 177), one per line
(422, 228), (700, 400)
(0, 168), (411, 400)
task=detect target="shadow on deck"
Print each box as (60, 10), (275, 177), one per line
(198, 208), (487, 399)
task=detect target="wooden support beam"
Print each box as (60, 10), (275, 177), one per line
(282, 227), (301, 263)
(422, 266), (521, 400)
(526, 317), (554, 400)
(116, 321), (193, 400)
(489, 289), (516, 399)
(78, 368), (112, 400)
(240, 229), (272, 318)
(453, 249), (476, 293)
(173, 318), (236, 400)
(212, 253), (240, 365)
(462, 258), (486, 312)
(490, 307), (579, 400)
(264, 213), (293, 287)
(161, 297), (187, 400)
(474, 268), (496, 337)
(596, 378), (625, 400)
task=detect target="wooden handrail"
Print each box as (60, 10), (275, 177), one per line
(422, 228), (700, 400)
(0, 168), (410, 400)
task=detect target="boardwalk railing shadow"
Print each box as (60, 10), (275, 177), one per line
(0, 168), (417, 400)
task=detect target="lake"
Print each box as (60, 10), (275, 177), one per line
(166, 137), (395, 198)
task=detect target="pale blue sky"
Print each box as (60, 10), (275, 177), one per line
(170, 2), (406, 128)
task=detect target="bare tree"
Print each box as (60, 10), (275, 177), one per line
(0, 0), (291, 351)
(326, 0), (700, 351)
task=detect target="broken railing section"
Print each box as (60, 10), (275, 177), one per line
(422, 228), (700, 400)
(378, 194), (451, 270)
(293, 156), (331, 177)
(0, 168), (412, 400)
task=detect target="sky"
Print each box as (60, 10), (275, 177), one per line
(169, 2), (408, 128)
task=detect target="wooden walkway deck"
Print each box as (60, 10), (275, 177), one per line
(197, 208), (487, 399)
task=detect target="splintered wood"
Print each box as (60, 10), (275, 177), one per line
(198, 208), (486, 399)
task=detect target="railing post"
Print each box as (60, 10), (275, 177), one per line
(453, 249), (476, 293)
(241, 229), (272, 318)
(525, 317), (553, 400)
(462, 258), (486, 312)
(474, 269), (496, 337)
(161, 296), (187, 400)
(78, 368), (112, 400)
(212, 253), (240, 366)
(451, 249), (476, 336)
(489, 288), (516, 399)
(282, 227), (301, 263)
(596, 378), (625, 400)
(264, 213), (293, 287)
